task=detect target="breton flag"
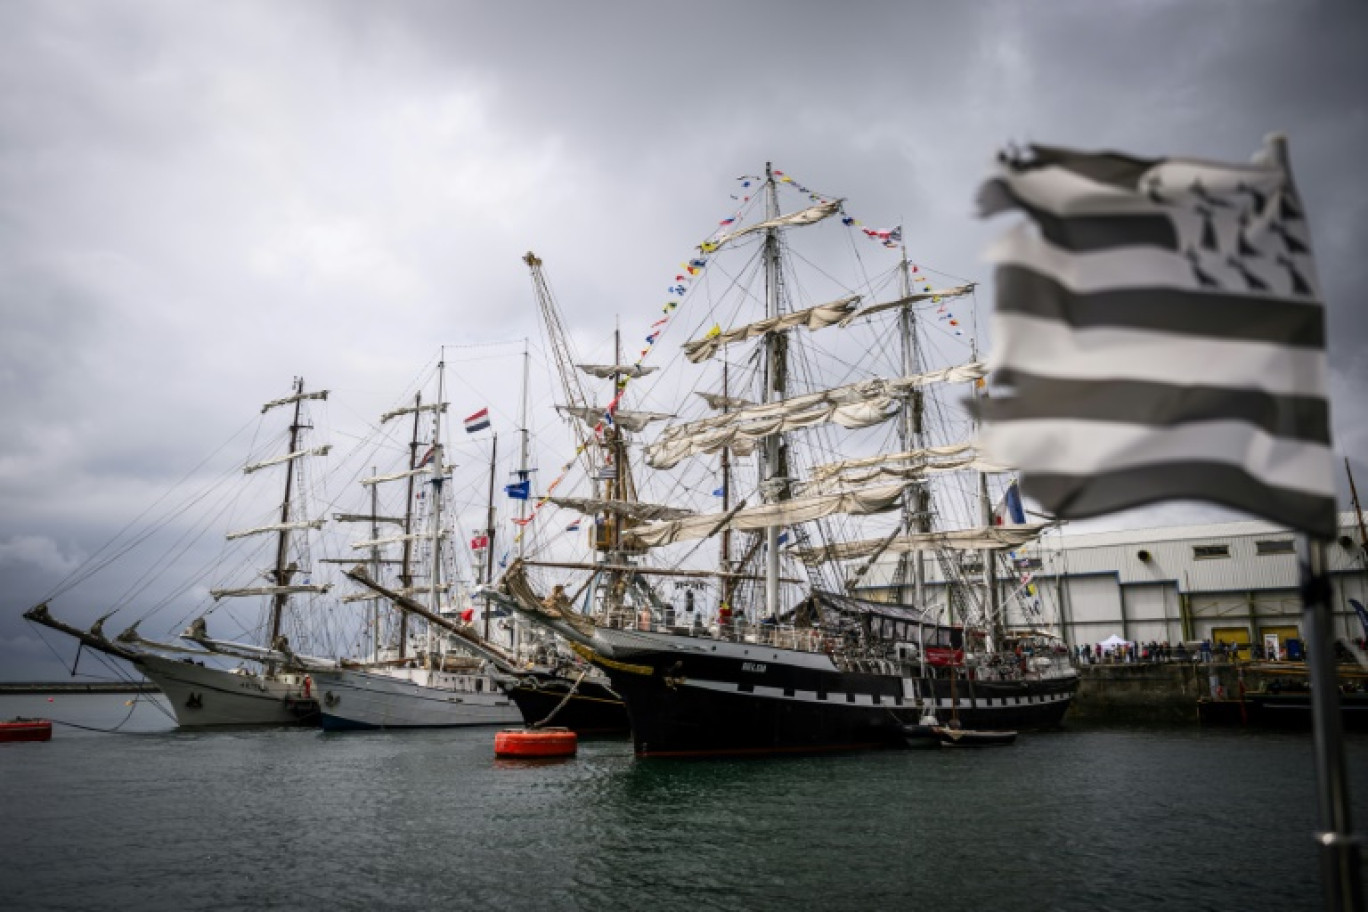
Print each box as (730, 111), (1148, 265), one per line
(464, 408), (491, 434)
(975, 135), (1335, 538)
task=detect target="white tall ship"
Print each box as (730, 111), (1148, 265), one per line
(27, 379), (333, 727)
(304, 357), (519, 731)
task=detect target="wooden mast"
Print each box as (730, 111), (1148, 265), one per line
(267, 377), (306, 648)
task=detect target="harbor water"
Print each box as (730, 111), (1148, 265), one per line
(2, 693), (1366, 911)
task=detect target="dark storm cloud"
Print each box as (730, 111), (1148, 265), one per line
(2, 0), (1364, 678)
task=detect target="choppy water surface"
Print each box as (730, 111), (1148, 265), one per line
(2, 694), (1365, 911)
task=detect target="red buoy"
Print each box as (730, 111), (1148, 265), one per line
(1, 718), (52, 743)
(494, 727), (577, 758)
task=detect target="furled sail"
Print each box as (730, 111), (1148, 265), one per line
(696, 391), (755, 411)
(362, 466), (451, 486)
(225, 519), (326, 541)
(380, 401), (447, 424)
(548, 496), (695, 522)
(621, 483), (905, 549)
(559, 405), (673, 433)
(682, 296), (860, 363)
(713, 198), (842, 247)
(799, 444), (1013, 494)
(261, 389), (329, 414)
(646, 363), (988, 470)
(210, 584), (332, 600)
(577, 364), (660, 379)
(350, 531), (446, 550)
(786, 525), (1049, 565)
(839, 285), (975, 326)
(244, 445), (332, 475)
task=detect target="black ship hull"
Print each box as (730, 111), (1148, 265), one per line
(504, 672), (631, 734)
(591, 637), (1076, 757)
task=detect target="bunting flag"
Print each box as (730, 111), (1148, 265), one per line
(565, 520), (582, 533)
(975, 137), (1335, 538)
(463, 408), (491, 433)
(470, 534), (489, 551)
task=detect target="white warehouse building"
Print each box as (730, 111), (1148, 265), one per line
(857, 512), (1368, 655)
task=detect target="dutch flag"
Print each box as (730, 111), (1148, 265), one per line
(464, 408), (491, 434)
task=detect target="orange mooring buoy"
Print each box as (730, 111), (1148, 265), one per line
(494, 727), (578, 758)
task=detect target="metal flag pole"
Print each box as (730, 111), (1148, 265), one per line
(1296, 532), (1364, 912)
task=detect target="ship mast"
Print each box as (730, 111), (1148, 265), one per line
(719, 358), (734, 612)
(482, 432), (499, 643)
(516, 340), (532, 560)
(761, 162), (785, 621)
(268, 377), (307, 648)
(396, 392), (424, 660)
(894, 249), (930, 612)
(427, 355), (448, 660)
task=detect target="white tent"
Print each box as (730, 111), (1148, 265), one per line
(1098, 634), (1133, 653)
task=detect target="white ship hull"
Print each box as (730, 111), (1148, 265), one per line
(138, 653), (319, 727)
(312, 666), (522, 730)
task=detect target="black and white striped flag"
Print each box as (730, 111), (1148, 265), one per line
(975, 135), (1336, 538)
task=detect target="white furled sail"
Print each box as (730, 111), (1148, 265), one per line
(225, 519), (326, 541)
(362, 466), (451, 486)
(787, 525), (1049, 565)
(380, 401), (447, 424)
(559, 405), (673, 433)
(713, 198), (843, 247)
(646, 364), (988, 470)
(800, 444), (1013, 494)
(351, 531), (446, 550)
(261, 389), (328, 414)
(621, 483), (905, 549)
(682, 296), (860, 363)
(244, 445), (332, 475)
(210, 584), (332, 600)
(548, 496), (695, 522)
(696, 391), (756, 411)
(578, 364), (660, 379)
(839, 285), (976, 325)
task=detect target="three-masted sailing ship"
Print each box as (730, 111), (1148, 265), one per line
(301, 359), (521, 730)
(26, 379), (331, 727)
(488, 165), (1078, 757)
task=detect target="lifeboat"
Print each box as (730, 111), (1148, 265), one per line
(494, 727), (577, 758)
(1, 718), (52, 743)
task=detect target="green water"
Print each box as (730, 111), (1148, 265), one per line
(1, 694), (1364, 911)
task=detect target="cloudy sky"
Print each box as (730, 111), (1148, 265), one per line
(3, 1), (1365, 679)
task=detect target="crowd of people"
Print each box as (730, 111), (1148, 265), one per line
(1074, 640), (1246, 665)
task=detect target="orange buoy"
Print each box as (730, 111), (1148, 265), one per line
(494, 727), (577, 759)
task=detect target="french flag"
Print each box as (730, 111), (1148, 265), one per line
(464, 408), (490, 434)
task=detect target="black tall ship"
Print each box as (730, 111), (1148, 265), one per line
(488, 164), (1078, 757)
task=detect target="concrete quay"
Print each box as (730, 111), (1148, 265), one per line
(1068, 660), (1364, 725)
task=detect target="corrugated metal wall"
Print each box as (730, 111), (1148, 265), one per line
(858, 512), (1368, 647)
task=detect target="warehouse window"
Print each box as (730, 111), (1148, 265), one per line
(1256, 539), (1295, 556)
(1193, 544), (1230, 560)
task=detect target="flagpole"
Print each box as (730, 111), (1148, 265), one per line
(1267, 127), (1364, 912)
(1296, 531), (1363, 912)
